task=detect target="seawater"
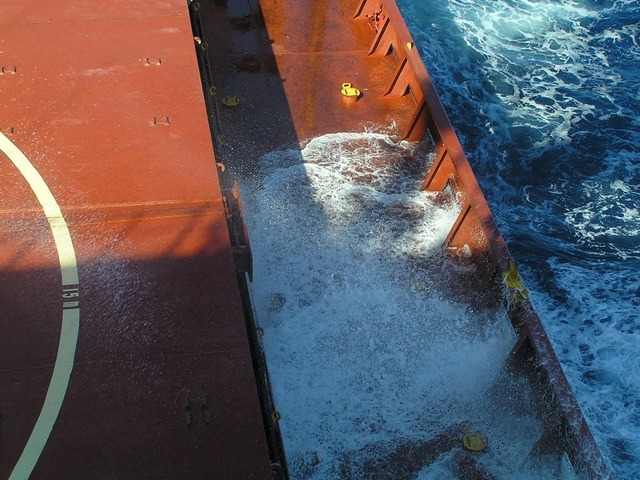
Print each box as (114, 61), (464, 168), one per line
(244, 135), (578, 478)
(396, 0), (640, 477)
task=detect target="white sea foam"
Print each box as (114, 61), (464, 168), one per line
(242, 133), (584, 478)
(528, 258), (640, 476)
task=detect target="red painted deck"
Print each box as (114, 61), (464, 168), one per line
(0, 1), (273, 478)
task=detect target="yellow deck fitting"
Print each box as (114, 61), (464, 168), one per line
(341, 82), (361, 99)
(222, 95), (240, 108)
(463, 431), (488, 453)
(504, 259), (530, 300)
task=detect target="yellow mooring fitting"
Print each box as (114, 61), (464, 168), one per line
(222, 95), (240, 108)
(463, 431), (488, 453)
(341, 82), (361, 99)
(503, 259), (529, 300)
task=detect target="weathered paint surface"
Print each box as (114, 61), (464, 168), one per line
(0, 1), (273, 478)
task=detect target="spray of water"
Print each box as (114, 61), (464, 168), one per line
(242, 133), (583, 478)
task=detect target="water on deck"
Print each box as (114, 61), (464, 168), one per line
(195, 0), (584, 477)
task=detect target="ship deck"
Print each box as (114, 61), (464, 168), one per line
(0, 0), (609, 478)
(0, 1), (275, 478)
(194, 0), (610, 477)
(0, 0), (413, 477)
(196, 0), (416, 173)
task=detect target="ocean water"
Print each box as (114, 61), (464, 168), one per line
(395, 0), (640, 477)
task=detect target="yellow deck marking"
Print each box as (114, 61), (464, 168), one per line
(0, 132), (80, 479)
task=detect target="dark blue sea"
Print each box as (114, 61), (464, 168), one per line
(397, 0), (640, 477)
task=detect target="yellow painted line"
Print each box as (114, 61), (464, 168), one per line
(0, 132), (80, 479)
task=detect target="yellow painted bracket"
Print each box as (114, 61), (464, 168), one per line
(503, 259), (529, 301)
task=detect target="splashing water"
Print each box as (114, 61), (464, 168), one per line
(243, 133), (587, 479)
(397, 0), (640, 477)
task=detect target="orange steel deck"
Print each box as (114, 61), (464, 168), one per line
(0, 1), (275, 478)
(196, 0), (416, 175)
